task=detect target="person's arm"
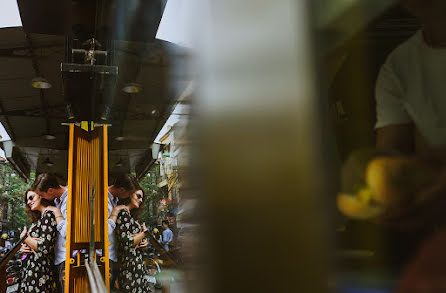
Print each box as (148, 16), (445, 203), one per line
(376, 124), (414, 154)
(115, 211), (147, 248)
(23, 212), (57, 253)
(108, 205), (129, 224)
(131, 222), (148, 247)
(375, 58), (414, 153)
(44, 206), (64, 225)
(132, 231), (147, 248)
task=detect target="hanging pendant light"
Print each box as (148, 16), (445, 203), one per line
(115, 158), (124, 167)
(43, 134), (56, 140)
(122, 82), (142, 94)
(43, 157), (54, 167)
(31, 77), (52, 89)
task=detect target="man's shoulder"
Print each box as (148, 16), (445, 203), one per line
(385, 30), (421, 66)
(107, 191), (118, 203)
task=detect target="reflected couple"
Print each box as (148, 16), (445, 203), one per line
(20, 190), (62, 293)
(111, 189), (153, 292)
(19, 174), (67, 293)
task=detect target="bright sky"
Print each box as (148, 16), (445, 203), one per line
(0, 123), (11, 159)
(0, 0), (22, 28)
(0, 1), (20, 158)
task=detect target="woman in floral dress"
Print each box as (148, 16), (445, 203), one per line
(115, 189), (153, 293)
(19, 190), (59, 293)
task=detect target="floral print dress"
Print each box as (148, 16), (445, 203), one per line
(20, 210), (57, 292)
(115, 209), (152, 293)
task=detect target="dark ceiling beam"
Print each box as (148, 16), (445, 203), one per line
(0, 107), (171, 120)
(0, 104), (66, 119)
(0, 44), (64, 59)
(24, 34), (51, 135)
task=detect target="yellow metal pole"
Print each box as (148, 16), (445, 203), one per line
(102, 126), (110, 290)
(65, 124), (75, 293)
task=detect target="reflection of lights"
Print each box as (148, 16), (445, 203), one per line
(100, 105), (112, 122)
(115, 158), (124, 167)
(43, 157), (54, 167)
(122, 83), (142, 94)
(31, 77), (52, 89)
(115, 136), (125, 141)
(151, 109), (157, 115)
(43, 134), (56, 140)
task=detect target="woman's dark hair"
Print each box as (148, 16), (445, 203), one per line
(24, 189), (54, 223)
(117, 189), (145, 219)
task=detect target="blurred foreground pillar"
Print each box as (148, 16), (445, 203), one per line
(192, 0), (332, 292)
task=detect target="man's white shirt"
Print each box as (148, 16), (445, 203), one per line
(376, 30), (446, 147)
(52, 189), (120, 264)
(54, 189), (68, 265)
(107, 191), (119, 262)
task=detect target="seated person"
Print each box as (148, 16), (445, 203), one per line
(376, 0), (446, 155)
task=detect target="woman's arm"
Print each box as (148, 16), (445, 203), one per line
(132, 223), (148, 247)
(132, 231), (146, 247)
(24, 212), (57, 253)
(108, 205), (129, 224)
(115, 212), (147, 248)
(23, 237), (38, 252)
(44, 206), (64, 225)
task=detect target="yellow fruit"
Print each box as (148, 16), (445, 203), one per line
(357, 188), (372, 203)
(365, 156), (439, 206)
(365, 157), (409, 205)
(337, 193), (384, 220)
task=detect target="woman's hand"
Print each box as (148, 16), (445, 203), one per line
(132, 223), (149, 248)
(44, 206), (64, 225)
(114, 205), (129, 213)
(141, 223), (148, 234)
(138, 239), (149, 248)
(20, 226), (27, 239)
(19, 242), (37, 254)
(44, 206), (62, 217)
(109, 205), (129, 223)
(20, 243), (31, 254)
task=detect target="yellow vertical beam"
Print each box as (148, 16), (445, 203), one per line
(94, 137), (100, 241)
(85, 138), (90, 242)
(102, 126), (110, 291)
(66, 125), (109, 292)
(65, 124), (75, 293)
(76, 139), (81, 242)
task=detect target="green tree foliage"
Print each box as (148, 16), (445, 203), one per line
(0, 163), (32, 232)
(138, 164), (165, 227)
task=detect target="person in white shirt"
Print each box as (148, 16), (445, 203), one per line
(374, 1), (446, 289)
(32, 173), (68, 293)
(376, 0), (446, 154)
